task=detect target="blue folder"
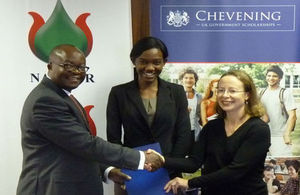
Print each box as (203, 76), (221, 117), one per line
(122, 143), (172, 195)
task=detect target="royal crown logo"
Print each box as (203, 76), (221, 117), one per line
(166, 10), (190, 27)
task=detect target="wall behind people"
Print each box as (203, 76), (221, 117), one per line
(0, 0), (133, 194)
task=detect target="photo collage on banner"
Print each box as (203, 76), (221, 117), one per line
(151, 0), (300, 194)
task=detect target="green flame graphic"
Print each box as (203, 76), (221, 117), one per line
(34, 0), (88, 62)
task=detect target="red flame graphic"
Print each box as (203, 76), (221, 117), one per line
(84, 105), (97, 136)
(28, 12), (45, 57)
(76, 13), (93, 56)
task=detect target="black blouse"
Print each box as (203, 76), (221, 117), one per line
(165, 117), (271, 195)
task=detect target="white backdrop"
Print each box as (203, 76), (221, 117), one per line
(0, 0), (133, 194)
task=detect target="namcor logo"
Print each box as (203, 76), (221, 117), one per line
(161, 5), (295, 32)
(28, 0), (93, 63)
(28, 0), (96, 135)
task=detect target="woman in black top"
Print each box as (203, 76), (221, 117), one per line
(106, 37), (191, 195)
(164, 70), (271, 195)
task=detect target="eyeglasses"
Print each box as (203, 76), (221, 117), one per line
(54, 63), (89, 73)
(216, 88), (245, 95)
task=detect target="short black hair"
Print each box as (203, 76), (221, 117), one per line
(266, 65), (283, 79)
(264, 165), (275, 172)
(269, 159), (276, 165)
(178, 68), (199, 84)
(130, 36), (168, 64)
(285, 160), (300, 172)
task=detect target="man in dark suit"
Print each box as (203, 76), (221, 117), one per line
(17, 44), (163, 195)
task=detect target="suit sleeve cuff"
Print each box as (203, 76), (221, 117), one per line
(188, 177), (201, 189)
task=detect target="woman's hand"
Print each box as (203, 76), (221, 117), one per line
(164, 177), (188, 194)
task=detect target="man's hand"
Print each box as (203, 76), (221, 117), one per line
(144, 149), (164, 172)
(108, 168), (131, 185)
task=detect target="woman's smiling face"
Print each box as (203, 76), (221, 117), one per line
(134, 48), (165, 83)
(217, 75), (249, 114)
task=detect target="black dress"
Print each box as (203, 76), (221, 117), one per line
(165, 117), (271, 195)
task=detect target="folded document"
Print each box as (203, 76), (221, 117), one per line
(122, 143), (172, 195)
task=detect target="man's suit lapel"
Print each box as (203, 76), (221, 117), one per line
(41, 76), (91, 132)
(126, 81), (149, 127)
(41, 76), (68, 98)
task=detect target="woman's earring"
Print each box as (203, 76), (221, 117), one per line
(245, 100), (248, 105)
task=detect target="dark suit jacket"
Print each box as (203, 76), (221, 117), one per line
(106, 78), (191, 177)
(17, 76), (140, 195)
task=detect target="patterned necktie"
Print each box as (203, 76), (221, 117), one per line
(69, 94), (93, 134)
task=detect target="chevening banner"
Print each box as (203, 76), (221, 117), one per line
(151, 0), (300, 194)
(151, 0), (300, 62)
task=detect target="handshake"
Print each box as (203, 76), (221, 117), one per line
(108, 149), (165, 187)
(144, 149), (165, 172)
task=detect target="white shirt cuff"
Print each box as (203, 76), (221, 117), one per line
(104, 151), (144, 184)
(138, 151), (145, 170)
(103, 166), (115, 184)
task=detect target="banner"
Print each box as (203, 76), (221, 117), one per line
(151, 0), (300, 62)
(151, 0), (300, 194)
